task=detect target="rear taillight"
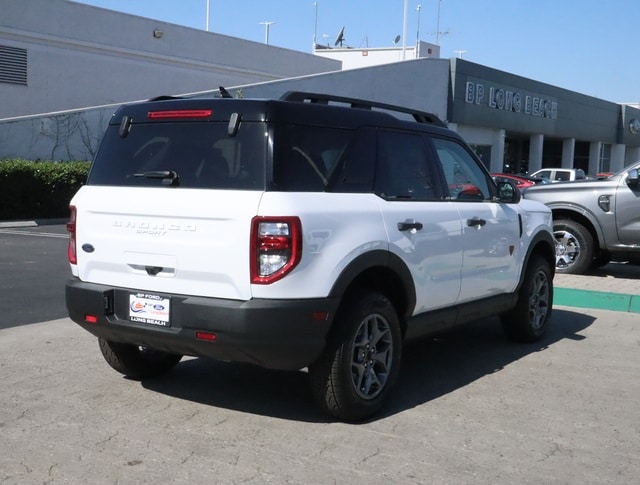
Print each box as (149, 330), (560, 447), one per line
(250, 217), (302, 284)
(67, 206), (77, 265)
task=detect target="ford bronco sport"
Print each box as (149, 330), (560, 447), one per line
(66, 91), (555, 421)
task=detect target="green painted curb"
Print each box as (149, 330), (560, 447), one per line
(555, 287), (640, 313)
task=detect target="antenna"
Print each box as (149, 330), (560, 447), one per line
(453, 50), (467, 58)
(434, 0), (452, 45)
(429, 29), (450, 43)
(334, 26), (345, 47)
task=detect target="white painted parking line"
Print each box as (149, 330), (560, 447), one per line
(0, 229), (67, 238)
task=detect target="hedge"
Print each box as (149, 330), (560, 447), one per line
(0, 159), (91, 220)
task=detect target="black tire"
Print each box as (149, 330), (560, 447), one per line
(98, 338), (182, 380)
(626, 256), (640, 266)
(553, 219), (594, 274)
(591, 250), (611, 269)
(501, 255), (553, 342)
(309, 290), (402, 422)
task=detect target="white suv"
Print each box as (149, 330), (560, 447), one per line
(66, 91), (555, 421)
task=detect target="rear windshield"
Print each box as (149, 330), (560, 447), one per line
(88, 122), (267, 189)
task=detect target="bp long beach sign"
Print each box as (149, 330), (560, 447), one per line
(465, 81), (558, 119)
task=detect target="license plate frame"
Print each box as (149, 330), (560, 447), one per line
(128, 292), (171, 327)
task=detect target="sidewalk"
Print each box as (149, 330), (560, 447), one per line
(554, 262), (640, 313)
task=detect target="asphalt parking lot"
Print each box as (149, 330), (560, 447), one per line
(2, 309), (639, 484)
(1, 222), (639, 483)
(0, 222), (69, 328)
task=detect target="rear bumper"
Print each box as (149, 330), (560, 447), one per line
(66, 279), (338, 370)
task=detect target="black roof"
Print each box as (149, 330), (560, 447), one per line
(109, 91), (453, 137)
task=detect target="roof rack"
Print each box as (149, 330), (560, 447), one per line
(280, 91), (445, 127)
(147, 95), (184, 102)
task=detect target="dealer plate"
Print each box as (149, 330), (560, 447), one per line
(129, 292), (171, 327)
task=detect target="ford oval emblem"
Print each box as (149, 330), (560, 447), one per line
(81, 243), (95, 253)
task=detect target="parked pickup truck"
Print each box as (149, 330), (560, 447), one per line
(529, 168), (587, 183)
(523, 161), (640, 274)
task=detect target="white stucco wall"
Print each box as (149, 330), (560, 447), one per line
(236, 58), (450, 122)
(314, 41), (440, 70)
(0, 0), (340, 119)
(0, 57), (451, 161)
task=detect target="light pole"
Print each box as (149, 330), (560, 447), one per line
(436, 0), (442, 44)
(259, 21), (275, 45)
(206, 0), (210, 31)
(313, 2), (318, 50)
(402, 0), (408, 60)
(416, 4), (422, 44)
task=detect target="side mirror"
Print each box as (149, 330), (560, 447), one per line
(627, 168), (639, 188)
(497, 181), (521, 203)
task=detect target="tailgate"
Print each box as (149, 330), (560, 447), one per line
(71, 186), (261, 300)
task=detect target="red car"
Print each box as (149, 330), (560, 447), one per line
(492, 173), (548, 189)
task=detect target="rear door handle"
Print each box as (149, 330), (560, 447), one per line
(398, 220), (423, 231)
(467, 217), (486, 228)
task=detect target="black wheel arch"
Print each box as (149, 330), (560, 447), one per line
(328, 250), (416, 333)
(551, 208), (603, 252)
(516, 229), (556, 292)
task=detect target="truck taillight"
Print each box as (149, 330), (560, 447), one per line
(67, 206), (77, 265)
(250, 216), (302, 284)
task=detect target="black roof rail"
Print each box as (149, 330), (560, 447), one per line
(280, 91), (445, 127)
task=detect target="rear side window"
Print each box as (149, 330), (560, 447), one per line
(431, 137), (494, 201)
(374, 130), (438, 201)
(536, 170), (551, 180)
(88, 122), (267, 189)
(272, 124), (352, 191)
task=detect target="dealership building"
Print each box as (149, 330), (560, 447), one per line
(2, 0), (640, 175)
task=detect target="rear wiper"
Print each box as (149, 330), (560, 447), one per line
(132, 170), (179, 186)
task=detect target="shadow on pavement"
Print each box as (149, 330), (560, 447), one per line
(585, 261), (640, 280)
(384, 309), (593, 419)
(139, 308), (595, 423)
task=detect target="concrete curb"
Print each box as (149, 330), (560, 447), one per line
(555, 287), (640, 314)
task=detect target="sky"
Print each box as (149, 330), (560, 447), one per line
(72, 0), (639, 103)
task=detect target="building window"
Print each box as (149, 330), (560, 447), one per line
(0, 45), (27, 85)
(599, 143), (611, 173)
(470, 144), (491, 170)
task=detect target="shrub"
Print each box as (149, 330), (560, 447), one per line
(0, 159), (91, 220)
